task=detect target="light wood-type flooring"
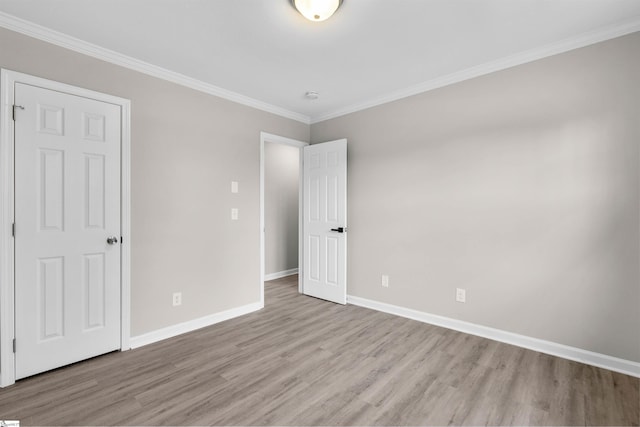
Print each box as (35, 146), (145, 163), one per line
(0, 275), (638, 426)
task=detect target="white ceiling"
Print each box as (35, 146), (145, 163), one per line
(1, 0), (639, 123)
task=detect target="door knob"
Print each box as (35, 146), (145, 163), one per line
(330, 227), (345, 233)
(106, 236), (119, 245)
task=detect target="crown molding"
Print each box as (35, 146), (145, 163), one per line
(2, 10), (638, 127)
(0, 11), (311, 124)
(310, 17), (640, 124)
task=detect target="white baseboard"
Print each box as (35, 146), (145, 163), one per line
(347, 295), (640, 378)
(264, 268), (298, 281)
(130, 301), (263, 349)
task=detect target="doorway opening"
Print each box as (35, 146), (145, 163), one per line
(259, 133), (308, 306)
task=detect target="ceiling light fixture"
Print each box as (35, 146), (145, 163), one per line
(292, 0), (343, 22)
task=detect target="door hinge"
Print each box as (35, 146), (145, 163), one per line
(12, 338), (16, 353)
(11, 222), (15, 237)
(120, 236), (123, 244)
(12, 105), (24, 121)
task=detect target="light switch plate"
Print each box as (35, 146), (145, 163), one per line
(231, 181), (238, 193)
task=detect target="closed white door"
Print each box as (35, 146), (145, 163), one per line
(302, 139), (347, 304)
(14, 83), (122, 379)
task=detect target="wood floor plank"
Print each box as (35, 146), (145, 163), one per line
(0, 274), (637, 426)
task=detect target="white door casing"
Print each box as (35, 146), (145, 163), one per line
(0, 69), (131, 387)
(302, 139), (347, 304)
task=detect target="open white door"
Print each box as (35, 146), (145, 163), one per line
(302, 139), (347, 304)
(14, 82), (122, 379)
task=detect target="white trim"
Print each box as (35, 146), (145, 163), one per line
(347, 295), (640, 378)
(0, 69), (132, 387)
(0, 11), (310, 125)
(259, 132), (308, 305)
(130, 302), (262, 349)
(264, 268), (299, 282)
(0, 69), (16, 388)
(119, 94), (132, 351)
(311, 18), (640, 124)
(297, 142), (305, 295)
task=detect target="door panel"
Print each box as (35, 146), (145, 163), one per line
(14, 83), (122, 380)
(38, 256), (65, 340)
(85, 154), (106, 229)
(303, 139), (347, 304)
(83, 253), (106, 330)
(39, 148), (65, 231)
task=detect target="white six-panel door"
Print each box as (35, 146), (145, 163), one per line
(303, 139), (347, 304)
(14, 83), (122, 379)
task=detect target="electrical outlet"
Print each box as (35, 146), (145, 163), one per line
(231, 208), (239, 220)
(172, 292), (182, 306)
(456, 288), (466, 303)
(381, 275), (389, 288)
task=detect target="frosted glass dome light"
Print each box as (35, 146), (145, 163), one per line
(293, 0), (343, 22)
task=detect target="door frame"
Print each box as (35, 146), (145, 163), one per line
(0, 69), (132, 387)
(259, 132), (308, 305)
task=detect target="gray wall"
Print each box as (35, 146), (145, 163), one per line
(264, 142), (300, 276)
(0, 27), (309, 336)
(312, 32), (640, 362)
(3, 24), (638, 363)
